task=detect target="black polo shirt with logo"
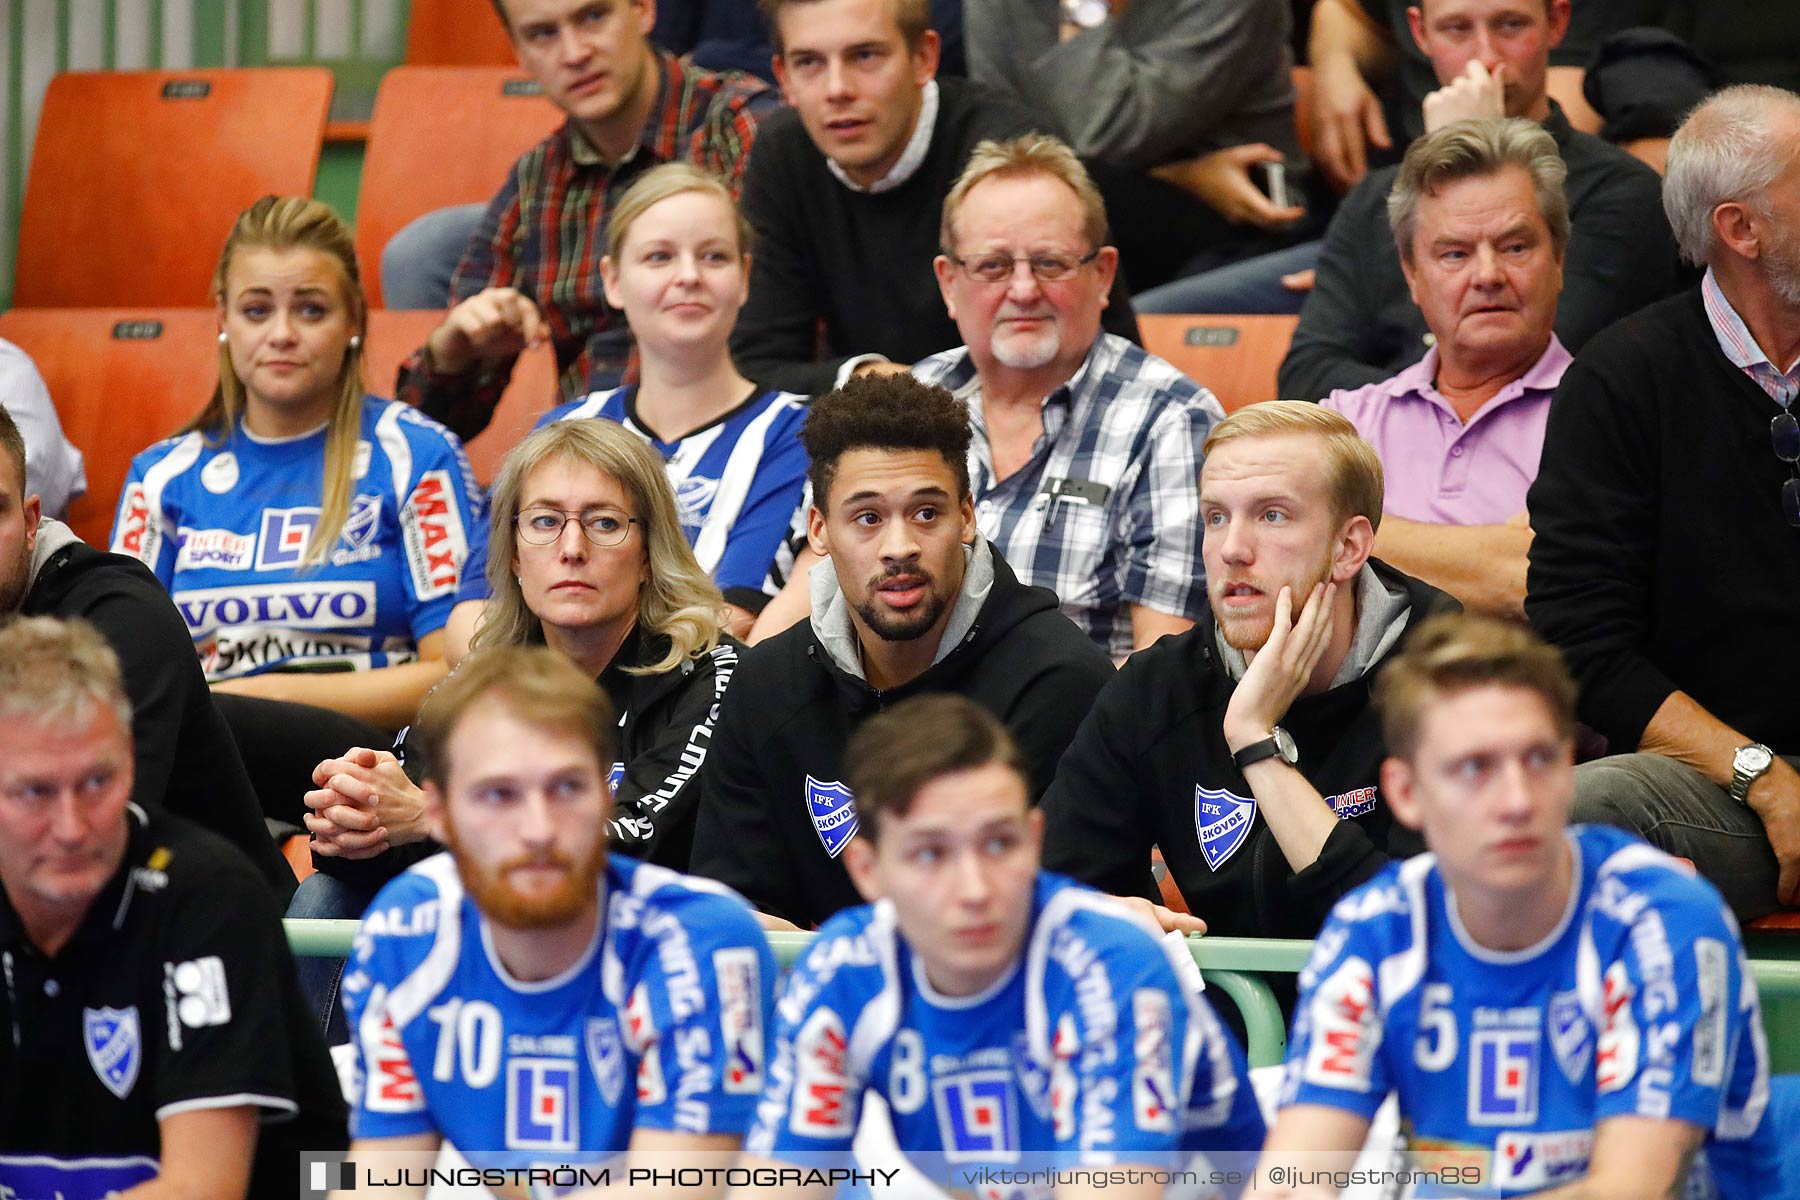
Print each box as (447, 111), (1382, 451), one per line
(0, 805), (345, 1198)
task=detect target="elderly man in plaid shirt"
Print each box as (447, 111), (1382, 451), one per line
(393, 0), (776, 440)
(913, 132), (1223, 661)
(750, 131), (1219, 661)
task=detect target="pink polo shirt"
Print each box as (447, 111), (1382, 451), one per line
(1321, 337), (1570, 525)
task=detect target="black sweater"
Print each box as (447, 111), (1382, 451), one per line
(690, 552), (1115, 927)
(731, 78), (1140, 397)
(1040, 560), (1453, 940)
(315, 626), (741, 888)
(1526, 287), (1800, 754)
(21, 539), (295, 902)
(1278, 104), (1678, 401)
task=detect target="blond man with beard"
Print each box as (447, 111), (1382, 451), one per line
(1040, 402), (1459, 940)
(335, 645), (774, 1198)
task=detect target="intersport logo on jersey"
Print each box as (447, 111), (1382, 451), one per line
(173, 582), (377, 634)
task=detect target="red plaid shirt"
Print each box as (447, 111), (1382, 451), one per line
(397, 53), (773, 439)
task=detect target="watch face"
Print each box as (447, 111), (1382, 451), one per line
(1738, 745), (1775, 774)
(1273, 727), (1299, 765)
(1066, 0), (1109, 26)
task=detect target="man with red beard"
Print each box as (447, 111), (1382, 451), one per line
(336, 645), (774, 1193)
(1040, 401), (1457, 940)
(691, 373), (1114, 930)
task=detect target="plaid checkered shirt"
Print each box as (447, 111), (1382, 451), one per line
(396, 53), (773, 439)
(914, 333), (1223, 659)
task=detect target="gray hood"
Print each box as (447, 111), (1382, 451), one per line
(1213, 562), (1412, 686)
(809, 535), (997, 682)
(28, 516), (84, 588)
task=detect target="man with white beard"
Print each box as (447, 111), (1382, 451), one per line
(911, 133), (1224, 660)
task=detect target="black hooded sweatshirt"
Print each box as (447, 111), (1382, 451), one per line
(1040, 560), (1455, 940)
(21, 538), (296, 901)
(691, 550), (1114, 928)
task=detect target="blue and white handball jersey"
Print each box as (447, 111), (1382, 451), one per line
(110, 398), (486, 680)
(341, 853), (776, 1168)
(1283, 824), (1777, 1197)
(747, 872), (1265, 1197)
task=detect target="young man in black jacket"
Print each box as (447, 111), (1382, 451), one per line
(1040, 402), (1456, 940)
(690, 374), (1115, 928)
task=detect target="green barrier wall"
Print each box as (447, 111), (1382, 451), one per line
(283, 922), (1800, 1073)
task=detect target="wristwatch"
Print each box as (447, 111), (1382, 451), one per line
(1062, 0), (1110, 29)
(1729, 742), (1776, 805)
(1233, 726), (1299, 772)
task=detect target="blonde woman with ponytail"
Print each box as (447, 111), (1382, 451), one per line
(111, 195), (486, 731)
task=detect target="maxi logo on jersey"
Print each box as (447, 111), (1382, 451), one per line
(806, 777), (858, 859)
(507, 1058), (579, 1152)
(401, 470), (468, 600)
(1195, 785), (1255, 870)
(934, 1072), (1019, 1162)
(82, 1006), (142, 1099)
(257, 507), (320, 571)
(789, 1008), (855, 1137)
(115, 482), (161, 565)
(1303, 958), (1378, 1091)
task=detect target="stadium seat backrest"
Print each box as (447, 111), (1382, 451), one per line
(404, 0), (520, 64)
(1292, 66), (1316, 161)
(1138, 313), (1301, 413)
(0, 309), (220, 548)
(356, 66), (564, 307)
(14, 68), (333, 308)
(364, 309), (559, 485)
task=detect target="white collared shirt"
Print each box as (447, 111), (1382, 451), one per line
(824, 80), (940, 195)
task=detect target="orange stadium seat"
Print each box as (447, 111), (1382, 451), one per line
(356, 66), (564, 307)
(364, 309), (560, 485)
(13, 68), (333, 308)
(1292, 66), (1317, 160)
(0, 309), (220, 548)
(1748, 910), (1800, 932)
(1139, 313), (1300, 412)
(404, 0), (519, 64)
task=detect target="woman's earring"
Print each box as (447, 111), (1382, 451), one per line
(217, 332), (228, 345)
(349, 334), (363, 350)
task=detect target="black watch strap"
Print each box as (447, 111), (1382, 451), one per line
(1232, 728), (1296, 771)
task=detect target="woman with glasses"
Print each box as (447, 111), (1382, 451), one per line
(449, 162), (809, 652)
(291, 419), (741, 1038)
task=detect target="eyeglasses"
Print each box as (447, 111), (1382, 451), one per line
(515, 506), (642, 547)
(943, 248), (1101, 284)
(1774, 410), (1800, 527)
